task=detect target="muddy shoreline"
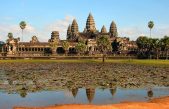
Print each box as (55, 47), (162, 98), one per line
(13, 96), (169, 109)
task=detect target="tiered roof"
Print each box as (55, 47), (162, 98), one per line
(110, 21), (118, 37)
(86, 13), (96, 32)
(71, 19), (79, 33)
(101, 25), (107, 33)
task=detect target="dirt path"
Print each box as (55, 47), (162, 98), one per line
(14, 96), (169, 109)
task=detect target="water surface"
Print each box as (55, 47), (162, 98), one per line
(0, 62), (169, 109)
(0, 87), (169, 109)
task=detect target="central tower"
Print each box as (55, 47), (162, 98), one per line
(86, 13), (96, 33)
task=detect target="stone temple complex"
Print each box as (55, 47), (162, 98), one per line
(0, 13), (137, 56)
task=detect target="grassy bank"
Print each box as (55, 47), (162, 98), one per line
(0, 59), (169, 66)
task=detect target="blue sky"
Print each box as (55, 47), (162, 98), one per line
(0, 0), (169, 41)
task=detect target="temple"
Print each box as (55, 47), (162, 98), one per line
(0, 13), (137, 56)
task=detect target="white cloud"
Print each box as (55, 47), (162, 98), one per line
(119, 27), (143, 40)
(44, 15), (75, 40)
(0, 23), (37, 42)
(119, 26), (169, 40)
(0, 15), (75, 42)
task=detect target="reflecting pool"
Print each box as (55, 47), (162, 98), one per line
(0, 62), (169, 109)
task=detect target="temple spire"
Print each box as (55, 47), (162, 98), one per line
(49, 31), (60, 42)
(71, 19), (79, 34)
(109, 21), (118, 37)
(71, 88), (78, 98)
(67, 24), (72, 40)
(86, 88), (95, 103)
(101, 25), (107, 33)
(67, 24), (71, 33)
(86, 13), (96, 32)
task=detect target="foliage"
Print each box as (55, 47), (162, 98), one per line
(62, 41), (69, 51)
(75, 41), (86, 54)
(19, 21), (27, 30)
(136, 36), (169, 59)
(7, 32), (13, 39)
(161, 36), (169, 49)
(97, 35), (111, 62)
(148, 21), (154, 37)
(111, 39), (120, 53)
(19, 21), (27, 43)
(148, 21), (154, 29)
(136, 36), (149, 49)
(161, 36), (169, 59)
(97, 35), (111, 53)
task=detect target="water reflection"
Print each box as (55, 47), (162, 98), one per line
(19, 87), (27, 98)
(110, 88), (117, 96)
(71, 88), (78, 98)
(147, 89), (154, 99)
(0, 87), (169, 109)
(86, 88), (95, 103)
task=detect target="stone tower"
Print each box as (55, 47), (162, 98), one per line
(67, 24), (71, 40)
(109, 21), (118, 37)
(101, 25), (107, 33)
(49, 31), (60, 42)
(86, 13), (96, 32)
(30, 36), (39, 43)
(71, 19), (79, 34)
(67, 19), (79, 41)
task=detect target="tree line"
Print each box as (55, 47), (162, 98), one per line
(1, 20), (169, 61)
(136, 36), (169, 59)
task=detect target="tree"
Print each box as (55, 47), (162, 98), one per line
(147, 38), (154, 59)
(7, 32), (13, 39)
(136, 36), (162, 59)
(19, 21), (27, 42)
(148, 21), (154, 37)
(75, 41), (86, 55)
(136, 36), (149, 49)
(136, 36), (149, 59)
(62, 41), (69, 55)
(97, 35), (111, 62)
(111, 39), (120, 54)
(161, 36), (169, 59)
(150, 38), (161, 59)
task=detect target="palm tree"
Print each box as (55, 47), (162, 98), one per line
(7, 32), (13, 39)
(97, 35), (111, 62)
(148, 21), (154, 37)
(62, 41), (69, 55)
(19, 21), (27, 42)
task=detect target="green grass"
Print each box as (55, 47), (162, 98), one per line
(0, 59), (98, 63)
(0, 59), (169, 66)
(106, 59), (169, 66)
